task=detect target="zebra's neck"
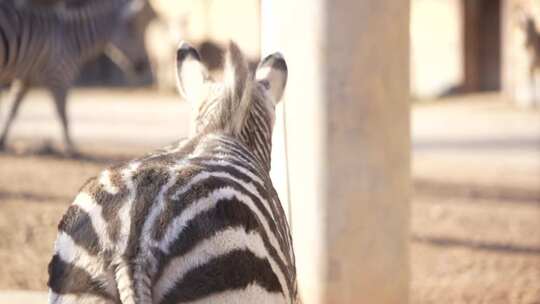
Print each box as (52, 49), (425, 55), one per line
(238, 98), (273, 172)
(63, 0), (127, 62)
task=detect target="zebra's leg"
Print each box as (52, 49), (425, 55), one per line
(0, 80), (29, 149)
(49, 86), (76, 155)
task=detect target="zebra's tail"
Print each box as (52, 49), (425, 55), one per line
(114, 258), (153, 304)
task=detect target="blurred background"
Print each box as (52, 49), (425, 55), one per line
(0, 0), (539, 303)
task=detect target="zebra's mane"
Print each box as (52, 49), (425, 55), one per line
(196, 43), (266, 139)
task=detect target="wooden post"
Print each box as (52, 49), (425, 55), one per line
(263, 0), (411, 303)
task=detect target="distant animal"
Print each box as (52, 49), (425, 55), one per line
(47, 41), (299, 303)
(517, 10), (540, 102)
(0, 0), (147, 154)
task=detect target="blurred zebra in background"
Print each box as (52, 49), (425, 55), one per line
(522, 16), (540, 102)
(0, 0), (149, 154)
(48, 41), (299, 303)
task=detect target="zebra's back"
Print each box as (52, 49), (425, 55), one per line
(0, 2), (75, 85)
(48, 134), (297, 304)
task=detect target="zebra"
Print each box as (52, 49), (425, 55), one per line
(0, 0), (147, 154)
(47, 41), (299, 303)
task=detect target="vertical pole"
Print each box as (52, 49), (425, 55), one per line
(263, 0), (411, 303)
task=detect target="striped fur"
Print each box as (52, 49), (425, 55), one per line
(0, 0), (145, 153)
(48, 42), (298, 303)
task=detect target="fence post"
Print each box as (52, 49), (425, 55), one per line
(263, 1), (411, 303)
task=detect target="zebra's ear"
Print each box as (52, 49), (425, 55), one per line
(176, 41), (208, 103)
(256, 53), (288, 103)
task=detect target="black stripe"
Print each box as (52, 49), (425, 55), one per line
(0, 20), (8, 67)
(48, 254), (113, 300)
(159, 249), (282, 304)
(17, 10), (30, 69)
(13, 8), (22, 69)
(0, 4), (15, 68)
(58, 205), (102, 256)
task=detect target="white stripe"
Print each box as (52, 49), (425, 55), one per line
(55, 232), (77, 264)
(73, 193), (113, 249)
(183, 285), (287, 304)
(99, 170), (119, 194)
(48, 292), (115, 304)
(154, 227), (289, 304)
(48, 290), (61, 304)
(53, 233), (118, 300)
(117, 162), (140, 254)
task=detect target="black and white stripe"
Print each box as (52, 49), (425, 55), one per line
(0, 0), (142, 153)
(48, 42), (298, 303)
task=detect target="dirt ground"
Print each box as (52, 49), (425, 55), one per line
(0, 91), (539, 303)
